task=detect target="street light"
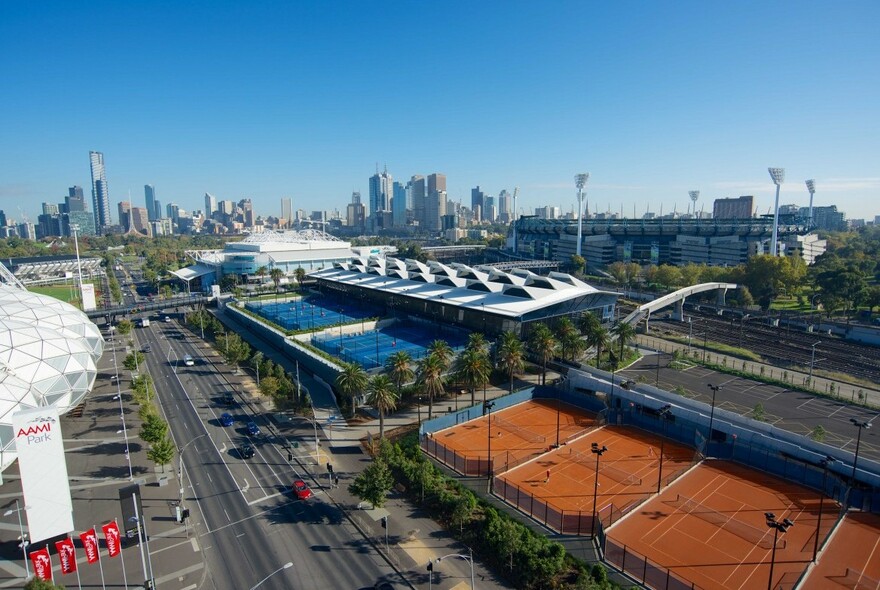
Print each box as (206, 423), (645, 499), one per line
(768, 167), (785, 256)
(705, 383), (722, 452)
(765, 512), (794, 590)
(484, 401), (495, 482)
(849, 418), (872, 498)
(575, 173), (590, 257)
(656, 405), (672, 493)
(590, 442), (608, 538)
(805, 179), (816, 225)
(808, 341), (821, 383)
(812, 455), (835, 562)
(111, 339), (134, 481)
(436, 548), (475, 590)
(179, 433), (209, 504)
(248, 562), (293, 590)
(4, 500), (31, 578)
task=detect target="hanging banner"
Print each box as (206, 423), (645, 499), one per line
(80, 528), (100, 564)
(55, 537), (77, 574)
(102, 521), (122, 557)
(29, 547), (53, 581)
(12, 407), (74, 543)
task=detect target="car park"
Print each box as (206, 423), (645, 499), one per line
(220, 413), (234, 427)
(239, 444), (255, 459)
(247, 421), (260, 436)
(292, 479), (313, 500)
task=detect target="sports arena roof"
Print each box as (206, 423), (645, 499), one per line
(312, 256), (618, 319)
(0, 285), (102, 472)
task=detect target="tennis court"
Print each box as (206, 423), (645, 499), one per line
(801, 511), (880, 590)
(606, 460), (821, 590)
(245, 295), (378, 331)
(312, 320), (468, 369)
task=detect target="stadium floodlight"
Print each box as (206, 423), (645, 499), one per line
(688, 191), (700, 216)
(805, 179), (816, 225)
(575, 173), (590, 257)
(768, 168), (785, 255)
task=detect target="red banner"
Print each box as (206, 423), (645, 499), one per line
(80, 528), (100, 564)
(55, 537), (77, 574)
(102, 520), (122, 557)
(29, 547), (53, 581)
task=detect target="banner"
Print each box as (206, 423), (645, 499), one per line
(29, 547), (53, 581)
(80, 528), (100, 564)
(55, 537), (77, 574)
(102, 521), (122, 557)
(12, 407), (74, 543)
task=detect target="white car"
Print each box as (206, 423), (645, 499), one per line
(183, 355), (195, 366)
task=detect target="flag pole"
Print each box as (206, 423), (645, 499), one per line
(93, 525), (107, 590)
(115, 518), (129, 589)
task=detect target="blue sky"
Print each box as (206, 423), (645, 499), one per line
(1, 1), (878, 224)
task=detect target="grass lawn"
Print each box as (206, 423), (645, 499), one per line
(28, 282), (100, 307)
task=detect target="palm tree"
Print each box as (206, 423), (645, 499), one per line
(528, 324), (557, 385)
(270, 267), (284, 296)
(294, 267), (306, 292)
(385, 351), (414, 404)
(367, 374), (398, 440)
(335, 362), (368, 418)
(611, 322), (637, 365)
(496, 332), (525, 394)
(453, 347), (491, 406)
(586, 323), (610, 367)
(417, 353), (445, 421)
(255, 266), (268, 293)
(577, 312), (601, 337)
(427, 340), (453, 371)
(554, 317), (578, 361)
(466, 332), (489, 355)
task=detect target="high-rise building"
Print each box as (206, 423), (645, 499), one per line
(713, 196), (754, 219)
(369, 168), (393, 217)
(281, 197), (293, 225)
(66, 186), (86, 213)
(392, 181), (407, 227)
(410, 176), (426, 227)
(128, 207), (151, 236)
(498, 189), (512, 223)
(145, 185), (159, 221)
(812, 205), (847, 231)
(0, 211), (6, 227)
(167, 203), (180, 223)
(471, 186), (486, 221)
(205, 193), (217, 218)
(351, 191), (361, 205)
(426, 173), (447, 231)
(118, 202), (132, 231)
(89, 151), (111, 232)
(42, 203), (60, 215)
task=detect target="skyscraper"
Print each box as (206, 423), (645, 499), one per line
(410, 176), (426, 227)
(426, 173), (447, 230)
(392, 181), (407, 227)
(89, 151), (111, 232)
(369, 168), (393, 217)
(281, 197), (293, 226)
(471, 186), (486, 221)
(145, 185), (158, 221)
(67, 186), (86, 213)
(205, 193), (217, 218)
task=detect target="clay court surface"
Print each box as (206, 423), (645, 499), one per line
(608, 460), (822, 590)
(430, 399), (598, 471)
(497, 425), (696, 517)
(802, 511), (880, 590)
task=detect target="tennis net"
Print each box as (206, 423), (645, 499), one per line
(492, 415), (546, 444)
(569, 449), (642, 486)
(669, 494), (783, 550)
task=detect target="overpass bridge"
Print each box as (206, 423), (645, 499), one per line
(622, 283), (738, 332)
(85, 294), (209, 320)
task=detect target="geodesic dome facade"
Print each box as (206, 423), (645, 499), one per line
(0, 286), (102, 471)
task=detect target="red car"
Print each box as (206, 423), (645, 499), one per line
(292, 479), (313, 500)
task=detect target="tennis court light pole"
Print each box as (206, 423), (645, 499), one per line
(765, 513), (794, 590)
(590, 443), (608, 538)
(849, 418), (871, 501)
(485, 401), (495, 483)
(656, 405), (672, 493)
(706, 384), (722, 453)
(812, 456), (835, 562)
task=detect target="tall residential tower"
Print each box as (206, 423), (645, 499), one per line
(89, 151), (111, 232)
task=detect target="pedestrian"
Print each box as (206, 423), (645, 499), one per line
(334, 474), (340, 488)
(545, 469), (551, 483)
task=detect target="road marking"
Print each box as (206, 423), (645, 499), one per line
(246, 491), (284, 506)
(223, 508), (231, 522)
(242, 479), (250, 493)
(191, 538), (200, 552)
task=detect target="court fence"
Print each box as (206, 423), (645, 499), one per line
(493, 476), (596, 536)
(420, 435), (546, 478)
(603, 537), (706, 590)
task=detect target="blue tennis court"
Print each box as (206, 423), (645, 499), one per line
(245, 295), (378, 331)
(311, 321), (469, 369)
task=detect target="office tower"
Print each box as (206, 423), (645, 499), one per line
(167, 203), (180, 223)
(205, 193), (217, 218)
(89, 151), (111, 232)
(144, 185), (158, 221)
(219, 200), (235, 215)
(118, 202), (132, 231)
(42, 203), (60, 215)
(0, 211), (6, 226)
(812, 206), (847, 231)
(351, 191), (361, 205)
(128, 207), (151, 236)
(498, 189), (511, 223)
(65, 211), (96, 236)
(713, 196), (754, 219)
(66, 186), (86, 212)
(410, 176), (426, 227)
(426, 173), (447, 231)
(369, 168), (393, 217)
(428, 172), (446, 196)
(471, 186), (486, 221)
(485, 196), (496, 223)
(392, 181), (407, 227)
(281, 197), (293, 225)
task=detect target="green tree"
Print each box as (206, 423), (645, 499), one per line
(367, 374), (398, 439)
(335, 362), (368, 417)
(528, 324), (557, 385)
(450, 494), (476, 535)
(348, 457), (394, 508)
(810, 425), (826, 443)
(453, 347), (492, 405)
(467, 332), (489, 354)
(655, 264), (683, 290)
(611, 322), (637, 364)
(427, 339), (453, 372)
(116, 319), (133, 335)
(140, 413), (168, 444)
(255, 265), (268, 291)
(607, 261), (629, 285)
(417, 353), (445, 421)
(553, 317), (579, 362)
(385, 351), (414, 405)
(147, 436), (175, 472)
(24, 579), (65, 590)
(123, 351), (144, 371)
(294, 267), (307, 291)
(753, 403), (766, 422)
(570, 254), (586, 275)
(259, 375), (281, 399)
(496, 332), (525, 393)
(270, 267), (284, 293)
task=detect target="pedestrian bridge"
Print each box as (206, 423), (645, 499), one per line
(622, 282), (738, 331)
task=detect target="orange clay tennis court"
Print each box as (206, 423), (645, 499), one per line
(802, 511), (880, 589)
(607, 460), (822, 590)
(494, 425), (696, 534)
(425, 399), (598, 475)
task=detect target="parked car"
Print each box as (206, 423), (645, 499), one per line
(220, 413), (234, 427)
(239, 444), (255, 459)
(247, 421), (260, 436)
(292, 479), (313, 500)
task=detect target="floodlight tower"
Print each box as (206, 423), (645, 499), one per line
(688, 191), (700, 217)
(768, 167), (785, 255)
(805, 179), (816, 226)
(575, 173), (590, 257)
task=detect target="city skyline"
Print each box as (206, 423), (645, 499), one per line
(1, 2), (878, 224)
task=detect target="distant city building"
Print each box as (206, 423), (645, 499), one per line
(471, 186), (487, 222)
(392, 181), (407, 228)
(812, 205), (847, 231)
(144, 185), (160, 221)
(117, 201), (131, 230)
(713, 196), (754, 219)
(369, 168), (392, 230)
(167, 203), (180, 223)
(346, 191), (365, 231)
(498, 189), (512, 223)
(89, 151), (111, 232)
(410, 175), (426, 227)
(426, 173), (447, 231)
(205, 193), (217, 218)
(281, 197), (293, 226)
(0, 211), (6, 227)
(66, 186), (86, 213)
(17, 222), (36, 240)
(65, 211), (96, 237)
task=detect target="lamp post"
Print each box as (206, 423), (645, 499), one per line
(739, 314), (750, 348)
(248, 562), (293, 590)
(4, 500), (30, 578)
(131, 493), (155, 590)
(179, 433), (209, 504)
(765, 512), (794, 590)
(590, 442), (608, 538)
(805, 179), (816, 226)
(485, 401), (495, 481)
(436, 548), (475, 590)
(112, 339), (134, 481)
(812, 455), (835, 562)
(655, 347), (661, 387)
(808, 341), (821, 383)
(656, 405), (672, 493)
(706, 384), (722, 452)
(849, 418), (872, 499)
(575, 173), (590, 257)
(768, 167), (786, 256)
(687, 317), (693, 355)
